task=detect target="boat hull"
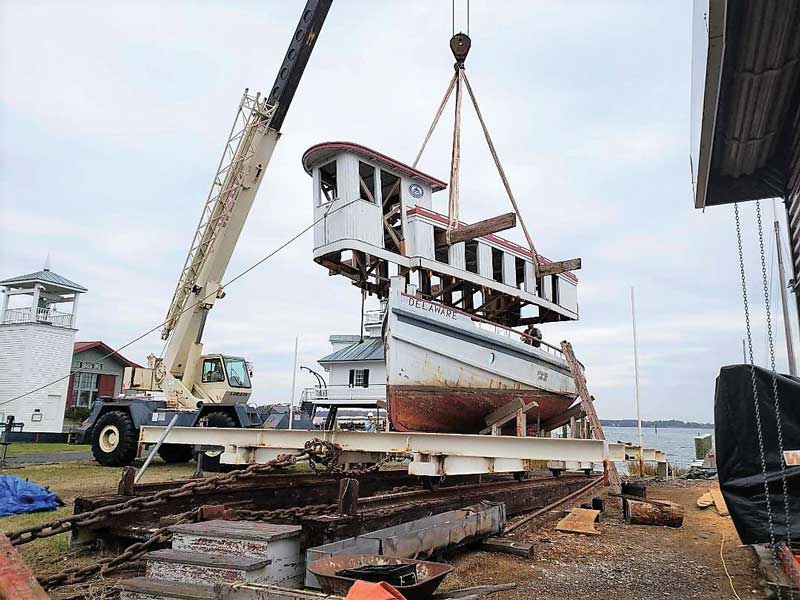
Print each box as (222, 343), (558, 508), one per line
(387, 385), (575, 434)
(385, 282), (579, 434)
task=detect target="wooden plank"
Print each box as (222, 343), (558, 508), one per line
(696, 492), (714, 509)
(709, 485), (730, 516)
(480, 537), (535, 558)
(555, 508), (600, 536)
(447, 212), (516, 244)
(538, 258), (582, 277)
(0, 533), (50, 600)
(484, 398), (525, 426)
(560, 341), (621, 491)
(479, 401), (538, 435)
(540, 403), (586, 432)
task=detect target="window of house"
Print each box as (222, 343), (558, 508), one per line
(359, 161), (377, 203)
(551, 275), (560, 304)
(319, 161), (338, 203)
(202, 358), (225, 383)
(73, 372), (99, 408)
(349, 368), (370, 388)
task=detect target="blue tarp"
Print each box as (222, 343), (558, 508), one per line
(0, 474), (63, 517)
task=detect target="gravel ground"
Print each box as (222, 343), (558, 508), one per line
(443, 479), (764, 600)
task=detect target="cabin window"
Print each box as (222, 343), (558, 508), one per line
(551, 275), (560, 305)
(433, 227), (449, 263)
(465, 241), (479, 274)
(348, 368), (370, 388)
(491, 248), (504, 283)
(380, 170), (403, 252)
(202, 358), (225, 384)
(319, 161), (337, 203)
(359, 161), (377, 203)
(515, 257), (526, 290)
(381, 171), (401, 207)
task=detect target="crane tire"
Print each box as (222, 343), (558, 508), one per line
(157, 443), (194, 464)
(91, 410), (138, 467)
(201, 411), (237, 472)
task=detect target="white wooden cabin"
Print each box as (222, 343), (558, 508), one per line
(303, 141), (578, 326)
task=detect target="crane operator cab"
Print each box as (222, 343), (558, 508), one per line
(197, 355), (253, 404)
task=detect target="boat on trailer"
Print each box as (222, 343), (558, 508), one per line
(303, 142), (582, 435)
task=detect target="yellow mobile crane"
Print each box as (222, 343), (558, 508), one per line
(80, 0), (333, 468)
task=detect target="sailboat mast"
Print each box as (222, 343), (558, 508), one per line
(631, 286), (644, 476)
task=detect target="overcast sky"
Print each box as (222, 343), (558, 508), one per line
(1, 0), (797, 422)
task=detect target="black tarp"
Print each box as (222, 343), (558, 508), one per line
(715, 364), (800, 544)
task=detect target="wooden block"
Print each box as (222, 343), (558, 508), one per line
(555, 508), (601, 536)
(480, 537), (535, 558)
(447, 212), (516, 244)
(538, 258), (582, 277)
(696, 492), (714, 509)
(709, 486), (730, 516)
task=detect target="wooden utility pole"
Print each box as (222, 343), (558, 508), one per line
(560, 341), (621, 491)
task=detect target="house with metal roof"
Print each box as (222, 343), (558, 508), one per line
(0, 265), (87, 435)
(68, 341), (141, 410)
(311, 311), (387, 407)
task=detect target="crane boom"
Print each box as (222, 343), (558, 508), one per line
(157, 0), (332, 408)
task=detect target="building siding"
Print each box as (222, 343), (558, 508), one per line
(0, 322), (74, 433)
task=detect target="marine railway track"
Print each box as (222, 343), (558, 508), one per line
(68, 469), (601, 550)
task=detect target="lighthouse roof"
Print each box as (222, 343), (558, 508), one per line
(0, 269), (87, 294)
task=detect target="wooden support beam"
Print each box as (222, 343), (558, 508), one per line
(480, 399), (538, 435)
(538, 258), (582, 277)
(447, 212), (516, 244)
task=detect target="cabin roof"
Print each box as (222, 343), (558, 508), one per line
(407, 206), (579, 283)
(302, 141), (448, 192)
(318, 337), (385, 364)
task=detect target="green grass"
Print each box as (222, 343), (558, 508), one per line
(4, 442), (90, 455)
(1, 460), (197, 577)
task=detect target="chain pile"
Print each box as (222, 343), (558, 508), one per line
(38, 508), (200, 590)
(8, 439), (337, 548)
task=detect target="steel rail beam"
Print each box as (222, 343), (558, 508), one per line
(140, 427), (626, 477)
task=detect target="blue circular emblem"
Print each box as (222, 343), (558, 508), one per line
(409, 184), (424, 199)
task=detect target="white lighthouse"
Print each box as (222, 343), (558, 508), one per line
(0, 266), (87, 434)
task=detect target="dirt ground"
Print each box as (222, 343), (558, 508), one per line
(445, 479), (764, 600)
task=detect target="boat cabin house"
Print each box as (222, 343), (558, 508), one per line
(304, 142), (578, 327)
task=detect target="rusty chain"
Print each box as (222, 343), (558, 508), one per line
(7, 439), (338, 547)
(38, 508), (201, 590)
(228, 503), (337, 522)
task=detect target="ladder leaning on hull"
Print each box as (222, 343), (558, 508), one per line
(560, 340), (621, 491)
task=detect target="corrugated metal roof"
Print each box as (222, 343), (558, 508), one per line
(0, 269), (87, 292)
(695, 0), (800, 208)
(318, 337), (384, 363)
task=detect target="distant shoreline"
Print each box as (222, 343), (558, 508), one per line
(601, 419), (714, 429)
